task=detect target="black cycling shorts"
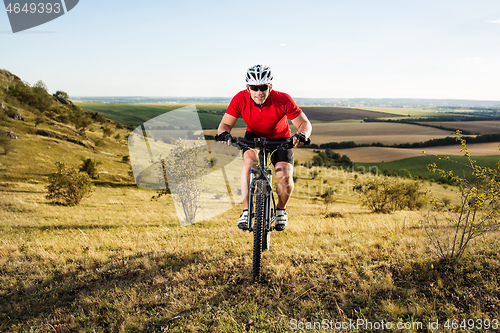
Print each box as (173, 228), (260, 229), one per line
(242, 131), (294, 166)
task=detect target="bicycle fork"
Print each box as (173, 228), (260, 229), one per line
(246, 168), (276, 232)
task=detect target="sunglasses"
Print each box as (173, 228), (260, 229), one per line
(249, 85), (270, 92)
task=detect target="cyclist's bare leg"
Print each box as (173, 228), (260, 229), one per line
(241, 149), (258, 210)
(275, 161), (294, 209)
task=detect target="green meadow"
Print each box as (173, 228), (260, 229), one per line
(357, 155), (500, 181)
(77, 102), (246, 129)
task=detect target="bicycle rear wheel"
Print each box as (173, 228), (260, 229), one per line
(252, 179), (266, 282)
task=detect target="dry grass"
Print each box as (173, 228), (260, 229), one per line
(1, 166), (499, 332)
(2, 103), (499, 332)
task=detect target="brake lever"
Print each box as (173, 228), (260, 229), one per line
(231, 140), (247, 150)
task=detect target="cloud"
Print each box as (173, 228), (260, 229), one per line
(279, 43), (286, 47)
(487, 19), (500, 23)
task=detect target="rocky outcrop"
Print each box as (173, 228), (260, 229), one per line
(7, 109), (24, 121)
(35, 129), (94, 150)
(56, 96), (72, 105)
(7, 131), (17, 139)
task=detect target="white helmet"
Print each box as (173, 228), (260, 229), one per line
(246, 65), (273, 85)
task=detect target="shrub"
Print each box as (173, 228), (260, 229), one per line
(102, 127), (113, 138)
(0, 133), (15, 155)
(321, 188), (335, 206)
(79, 158), (101, 179)
(34, 115), (45, 127)
(424, 131), (500, 261)
(359, 176), (425, 213)
(46, 162), (93, 206)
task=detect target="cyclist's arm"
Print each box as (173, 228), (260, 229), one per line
(291, 113), (312, 147)
(217, 113), (238, 135)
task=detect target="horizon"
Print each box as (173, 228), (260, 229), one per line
(71, 95), (500, 108)
(72, 95), (500, 102)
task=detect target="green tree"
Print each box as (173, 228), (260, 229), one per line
(33, 80), (48, 92)
(53, 90), (69, 100)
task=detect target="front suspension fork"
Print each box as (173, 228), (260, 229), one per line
(247, 168), (275, 232)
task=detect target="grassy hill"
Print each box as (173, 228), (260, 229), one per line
(1, 69), (499, 332)
(0, 69), (133, 184)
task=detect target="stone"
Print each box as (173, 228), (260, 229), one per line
(8, 110), (24, 121)
(6, 131), (17, 139)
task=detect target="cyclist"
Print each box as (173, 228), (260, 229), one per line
(216, 64), (312, 231)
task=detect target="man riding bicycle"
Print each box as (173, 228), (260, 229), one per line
(216, 64), (312, 231)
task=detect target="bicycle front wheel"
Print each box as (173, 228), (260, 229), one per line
(252, 179), (266, 282)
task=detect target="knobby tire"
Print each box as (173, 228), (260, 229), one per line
(252, 179), (266, 282)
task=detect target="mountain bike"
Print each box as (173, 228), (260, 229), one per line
(227, 135), (310, 282)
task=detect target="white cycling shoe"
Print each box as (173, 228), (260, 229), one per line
(275, 209), (287, 231)
(238, 209), (288, 231)
(237, 210), (249, 230)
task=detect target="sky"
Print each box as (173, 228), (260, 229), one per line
(1, 0), (500, 100)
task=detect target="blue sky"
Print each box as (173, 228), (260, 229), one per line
(2, 0), (500, 100)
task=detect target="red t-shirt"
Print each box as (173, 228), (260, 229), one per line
(225, 90), (302, 139)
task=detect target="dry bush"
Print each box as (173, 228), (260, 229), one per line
(424, 131), (500, 261)
(46, 162), (93, 206)
(359, 176), (426, 213)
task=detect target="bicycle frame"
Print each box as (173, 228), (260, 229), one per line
(245, 138), (276, 233)
(223, 135), (310, 281)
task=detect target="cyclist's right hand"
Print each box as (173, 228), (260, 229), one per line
(215, 131), (233, 146)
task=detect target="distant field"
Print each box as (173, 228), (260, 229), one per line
(336, 142), (500, 163)
(356, 154), (500, 181)
(361, 107), (441, 117)
(77, 102), (189, 127)
(301, 106), (403, 122)
(420, 121), (500, 135)
(205, 122), (455, 146)
(77, 103), (246, 129)
(307, 122), (454, 145)
(78, 103), (410, 130)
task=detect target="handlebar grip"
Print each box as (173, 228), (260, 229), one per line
(215, 131), (233, 142)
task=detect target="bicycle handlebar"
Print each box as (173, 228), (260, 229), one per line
(230, 136), (311, 150)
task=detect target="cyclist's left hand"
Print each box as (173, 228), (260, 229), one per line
(292, 133), (307, 147)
